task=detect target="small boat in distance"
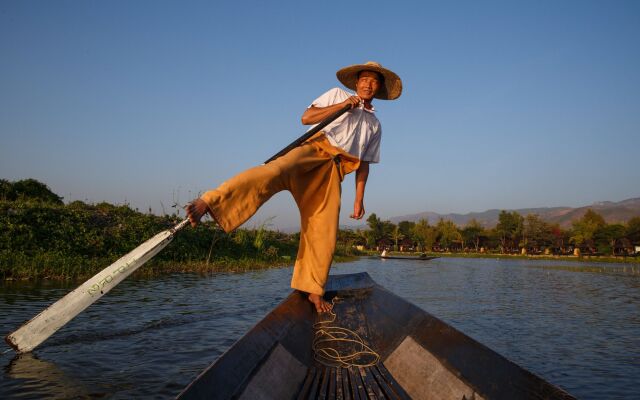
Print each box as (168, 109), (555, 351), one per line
(379, 250), (438, 261)
(177, 272), (575, 399)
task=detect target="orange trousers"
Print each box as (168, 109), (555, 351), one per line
(200, 133), (360, 295)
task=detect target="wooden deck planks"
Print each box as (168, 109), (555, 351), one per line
(359, 367), (379, 400)
(341, 367), (353, 400)
(318, 367), (330, 400)
(349, 366), (367, 400)
(370, 364), (412, 400)
(336, 366), (345, 400)
(297, 364), (407, 399)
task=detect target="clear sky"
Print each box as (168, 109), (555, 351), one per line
(1, 0), (639, 230)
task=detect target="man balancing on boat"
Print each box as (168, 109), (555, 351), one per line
(185, 61), (402, 313)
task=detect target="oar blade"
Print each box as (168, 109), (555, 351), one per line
(5, 220), (188, 353)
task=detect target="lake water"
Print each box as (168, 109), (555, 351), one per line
(1, 257), (638, 399)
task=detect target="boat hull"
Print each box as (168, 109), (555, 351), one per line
(379, 255), (438, 261)
(177, 272), (575, 399)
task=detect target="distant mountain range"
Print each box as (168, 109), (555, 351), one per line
(388, 197), (640, 228)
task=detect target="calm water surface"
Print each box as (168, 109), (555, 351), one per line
(1, 257), (638, 399)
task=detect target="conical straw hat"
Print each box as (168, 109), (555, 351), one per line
(336, 61), (402, 100)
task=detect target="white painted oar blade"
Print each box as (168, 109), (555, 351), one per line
(5, 219), (189, 353)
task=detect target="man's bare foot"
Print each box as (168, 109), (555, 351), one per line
(308, 293), (332, 313)
(185, 198), (210, 227)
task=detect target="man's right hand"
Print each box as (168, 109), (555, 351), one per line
(342, 95), (362, 109)
(185, 198), (211, 227)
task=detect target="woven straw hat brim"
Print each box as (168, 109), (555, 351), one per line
(336, 62), (402, 100)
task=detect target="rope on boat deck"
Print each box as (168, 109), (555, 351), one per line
(312, 297), (380, 368)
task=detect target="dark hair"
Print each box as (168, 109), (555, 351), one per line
(358, 70), (384, 83)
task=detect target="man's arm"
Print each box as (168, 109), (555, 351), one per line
(350, 161), (369, 219)
(301, 96), (361, 125)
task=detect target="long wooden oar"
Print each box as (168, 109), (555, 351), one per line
(5, 103), (352, 354)
(5, 219), (190, 353)
(264, 104), (351, 163)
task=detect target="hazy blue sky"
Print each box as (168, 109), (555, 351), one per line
(2, 0), (639, 229)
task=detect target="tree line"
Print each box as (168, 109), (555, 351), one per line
(2, 178), (638, 280)
(340, 210), (640, 257)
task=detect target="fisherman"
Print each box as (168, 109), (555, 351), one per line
(186, 61), (402, 313)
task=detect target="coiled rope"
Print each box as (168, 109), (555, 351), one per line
(312, 297), (380, 367)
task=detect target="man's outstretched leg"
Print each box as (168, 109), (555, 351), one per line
(185, 138), (345, 313)
(184, 150), (296, 231)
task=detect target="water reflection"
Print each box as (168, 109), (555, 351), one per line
(4, 353), (93, 399)
(1, 258), (638, 399)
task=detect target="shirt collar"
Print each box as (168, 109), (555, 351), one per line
(362, 103), (376, 113)
(356, 100), (376, 113)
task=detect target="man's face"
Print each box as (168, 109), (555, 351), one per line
(355, 71), (381, 101)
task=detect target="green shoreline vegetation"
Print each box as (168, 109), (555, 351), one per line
(0, 179), (361, 281)
(1, 178), (638, 281)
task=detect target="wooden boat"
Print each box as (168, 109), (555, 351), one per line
(177, 273), (575, 399)
(379, 254), (438, 261)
